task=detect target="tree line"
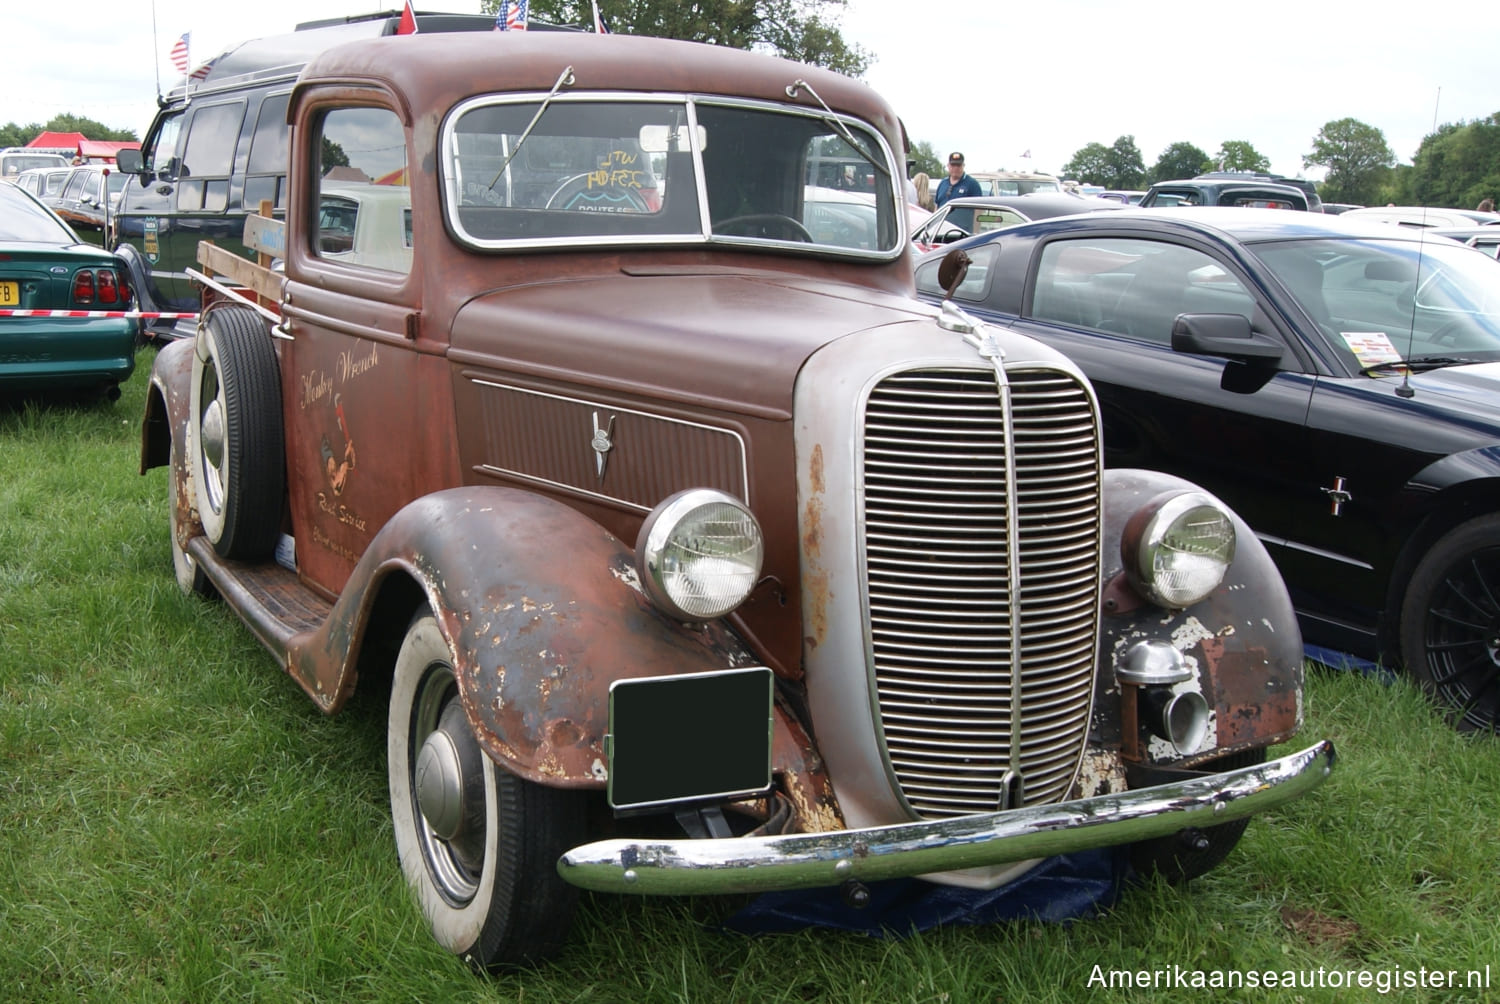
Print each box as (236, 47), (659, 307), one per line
(1047, 116), (1500, 208)
(0, 114), (137, 150)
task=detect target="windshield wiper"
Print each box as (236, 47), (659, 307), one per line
(1362, 355), (1489, 375)
(784, 79), (891, 181)
(488, 65), (576, 190)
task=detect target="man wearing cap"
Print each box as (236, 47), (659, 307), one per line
(935, 152), (981, 207)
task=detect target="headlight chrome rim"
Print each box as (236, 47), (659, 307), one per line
(635, 488), (764, 622)
(1125, 490), (1236, 609)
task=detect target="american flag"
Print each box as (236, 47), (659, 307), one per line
(494, 0), (528, 31)
(169, 33), (190, 74)
(189, 55), (219, 81)
(591, 0), (610, 32)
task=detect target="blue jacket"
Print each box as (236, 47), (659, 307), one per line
(935, 173), (983, 206)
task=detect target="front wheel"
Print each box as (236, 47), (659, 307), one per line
(1400, 514), (1500, 732)
(1129, 749), (1263, 883)
(388, 612), (586, 971)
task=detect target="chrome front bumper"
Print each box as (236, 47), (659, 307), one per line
(557, 740), (1335, 895)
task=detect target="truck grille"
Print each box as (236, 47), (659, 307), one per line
(861, 366), (1100, 818)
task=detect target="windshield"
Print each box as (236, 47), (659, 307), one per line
(1253, 237), (1500, 369)
(442, 95), (901, 256)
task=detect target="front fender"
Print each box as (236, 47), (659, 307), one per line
(1093, 468), (1304, 767)
(317, 487), (767, 789)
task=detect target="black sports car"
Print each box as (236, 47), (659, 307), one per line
(916, 207), (1500, 730)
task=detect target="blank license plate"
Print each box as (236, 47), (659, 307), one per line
(606, 667), (773, 811)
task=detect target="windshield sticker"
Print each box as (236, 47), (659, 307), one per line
(1341, 331), (1404, 369)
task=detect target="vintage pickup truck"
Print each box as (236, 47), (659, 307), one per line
(132, 28), (1334, 970)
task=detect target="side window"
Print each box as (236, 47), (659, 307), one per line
(144, 113), (184, 176)
(245, 93), (290, 212)
(177, 100), (247, 213)
(1031, 238), (1252, 343)
(60, 171), (88, 202)
(313, 106), (411, 275)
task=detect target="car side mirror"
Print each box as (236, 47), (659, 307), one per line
(115, 149), (144, 174)
(1171, 313), (1284, 364)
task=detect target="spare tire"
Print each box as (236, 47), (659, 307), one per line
(189, 306), (285, 560)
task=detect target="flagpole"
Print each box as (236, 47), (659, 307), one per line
(150, 0), (162, 101)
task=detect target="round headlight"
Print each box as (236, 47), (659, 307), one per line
(635, 489), (764, 621)
(1125, 491), (1236, 609)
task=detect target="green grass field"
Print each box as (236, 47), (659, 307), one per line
(2, 355), (1497, 1002)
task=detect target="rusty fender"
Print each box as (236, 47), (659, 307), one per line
(140, 338), (199, 544)
(1094, 468), (1305, 764)
(325, 487), (813, 792)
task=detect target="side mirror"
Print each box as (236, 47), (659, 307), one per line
(1171, 313), (1284, 363)
(115, 149), (144, 174)
(937, 248), (971, 299)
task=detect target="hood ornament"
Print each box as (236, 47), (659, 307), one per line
(932, 247), (1004, 364)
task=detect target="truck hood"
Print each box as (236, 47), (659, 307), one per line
(448, 268), (933, 420)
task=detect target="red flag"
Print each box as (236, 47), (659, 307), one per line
(396, 0), (418, 35)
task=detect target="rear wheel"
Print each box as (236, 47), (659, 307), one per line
(189, 307), (284, 560)
(388, 612), (586, 970)
(1400, 514), (1500, 732)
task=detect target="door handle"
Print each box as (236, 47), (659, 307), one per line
(155, 184), (173, 195)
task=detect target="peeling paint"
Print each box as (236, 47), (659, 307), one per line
(1171, 616), (1215, 649)
(783, 770), (844, 833)
(1075, 748), (1128, 798)
(591, 758), (608, 781)
(610, 562), (645, 593)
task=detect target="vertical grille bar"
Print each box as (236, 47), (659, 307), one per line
(861, 366), (1101, 818)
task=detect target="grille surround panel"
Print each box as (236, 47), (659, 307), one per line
(861, 365), (1102, 819)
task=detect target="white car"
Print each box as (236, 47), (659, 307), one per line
(1340, 205), (1500, 229)
(0, 148), (70, 183)
(317, 182), (413, 273)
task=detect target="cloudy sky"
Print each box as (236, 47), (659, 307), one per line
(12, 0), (1496, 182)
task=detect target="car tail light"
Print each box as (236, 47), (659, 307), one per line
(69, 268), (125, 307)
(72, 270), (96, 304)
(96, 269), (120, 305)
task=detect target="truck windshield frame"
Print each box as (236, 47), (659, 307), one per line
(440, 92), (905, 259)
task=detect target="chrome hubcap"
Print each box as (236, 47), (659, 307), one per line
(411, 668), (488, 905)
(415, 728), (465, 841)
(201, 397), (225, 471)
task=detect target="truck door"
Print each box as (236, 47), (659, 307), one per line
(278, 100), (446, 596)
